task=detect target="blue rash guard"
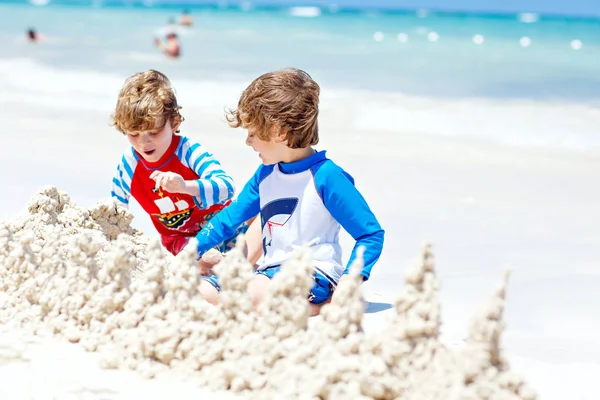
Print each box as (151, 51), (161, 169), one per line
(196, 150), (385, 283)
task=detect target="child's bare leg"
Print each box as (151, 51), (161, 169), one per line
(244, 216), (263, 267)
(197, 250), (223, 306)
(309, 298), (331, 316)
(199, 280), (219, 305)
(247, 274), (271, 308)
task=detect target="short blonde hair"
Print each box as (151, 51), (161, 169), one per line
(111, 69), (184, 134)
(225, 67), (319, 148)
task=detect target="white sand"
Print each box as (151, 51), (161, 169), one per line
(1, 69), (599, 398)
(0, 187), (534, 399)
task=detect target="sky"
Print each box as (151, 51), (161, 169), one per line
(168, 0), (600, 17)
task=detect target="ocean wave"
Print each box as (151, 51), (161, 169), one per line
(1, 57), (598, 151)
(288, 6), (321, 18)
(518, 13), (539, 23)
(0, 57), (247, 109)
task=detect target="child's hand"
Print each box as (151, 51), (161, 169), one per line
(150, 171), (186, 193)
(198, 259), (214, 276)
(199, 249), (223, 276)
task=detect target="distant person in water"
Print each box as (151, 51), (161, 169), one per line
(26, 28), (44, 43)
(154, 32), (181, 58)
(179, 10), (193, 27)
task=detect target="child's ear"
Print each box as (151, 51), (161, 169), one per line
(172, 120), (182, 133)
(274, 127), (288, 143)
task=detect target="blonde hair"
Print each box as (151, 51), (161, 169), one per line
(225, 67), (320, 148)
(111, 69), (184, 134)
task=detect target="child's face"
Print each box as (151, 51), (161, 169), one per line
(126, 119), (178, 162)
(245, 126), (287, 165)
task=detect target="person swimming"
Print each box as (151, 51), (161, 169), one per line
(26, 28), (43, 43)
(179, 10), (193, 27)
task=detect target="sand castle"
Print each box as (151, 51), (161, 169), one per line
(0, 186), (537, 399)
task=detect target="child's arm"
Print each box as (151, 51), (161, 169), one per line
(314, 162), (385, 281)
(178, 138), (235, 208)
(110, 162), (131, 207)
(195, 166), (266, 257)
(154, 37), (165, 52)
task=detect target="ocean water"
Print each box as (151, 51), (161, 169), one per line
(1, 1), (600, 150)
(2, 1), (600, 98)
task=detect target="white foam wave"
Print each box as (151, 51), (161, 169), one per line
(0, 57), (247, 111)
(0, 58), (118, 90)
(289, 6), (321, 18)
(346, 91), (600, 151)
(1, 57), (598, 152)
(518, 13), (539, 23)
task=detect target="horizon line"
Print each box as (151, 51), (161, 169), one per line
(6, 0), (600, 20)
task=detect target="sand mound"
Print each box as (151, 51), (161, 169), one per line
(0, 186), (536, 399)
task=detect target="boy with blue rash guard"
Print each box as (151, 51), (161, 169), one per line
(196, 67), (384, 314)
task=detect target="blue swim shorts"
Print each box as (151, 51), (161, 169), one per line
(203, 265), (335, 305)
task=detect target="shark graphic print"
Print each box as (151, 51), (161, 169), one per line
(260, 197), (299, 254)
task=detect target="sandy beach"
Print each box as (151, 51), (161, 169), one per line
(1, 62), (600, 398)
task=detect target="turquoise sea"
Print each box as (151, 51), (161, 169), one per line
(1, 1), (600, 100)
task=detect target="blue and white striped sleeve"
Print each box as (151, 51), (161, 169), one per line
(110, 158), (132, 207)
(312, 161), (385, 281)
(177, 137), (235, 208)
